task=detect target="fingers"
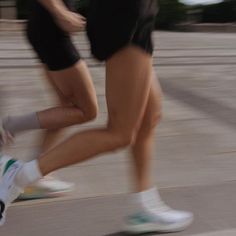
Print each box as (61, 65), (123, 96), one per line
(54, 10), (87, 33)
(77, 13), (86, 22)
(73, 13), (86, 31)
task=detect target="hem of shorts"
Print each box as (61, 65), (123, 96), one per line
(47, 57), (81, 72)
(93, 43), (153, 62)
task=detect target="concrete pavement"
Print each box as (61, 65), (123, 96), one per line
(0, 31), (236, 235)
(2, 182), (236, 236)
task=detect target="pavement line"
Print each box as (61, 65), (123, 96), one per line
(191, 229), (236, 236)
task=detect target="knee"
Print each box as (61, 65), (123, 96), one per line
(142, 109), (162, 133)
(150, 110), (162, 128)
(109, 128), (138, 150)
(83, 102), (98, 122)
(63, 93), (98, 122)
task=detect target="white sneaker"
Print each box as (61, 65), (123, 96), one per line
(124, 202), (193, 234)
(0, 154), (23, 226)
(18, 175), (75, 200)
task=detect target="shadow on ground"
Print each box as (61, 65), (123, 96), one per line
(104, 232), (168, 236)
(103, 233), (126, 236)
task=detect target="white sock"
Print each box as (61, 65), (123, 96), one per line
(15, 160), (43, 188)
(2, 112), (41, 136)
(131, 187), (169, 215)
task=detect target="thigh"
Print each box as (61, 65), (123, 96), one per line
(106, 46), (153, 135)
(46, 61), (97, 111)
(43, 66), (70, 106)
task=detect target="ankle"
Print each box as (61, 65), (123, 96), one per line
(15, 160), (43, 188)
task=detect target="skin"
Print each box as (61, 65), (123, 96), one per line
(37, 46), (162, 193)
(23, 1), (98, 179)
(10, 1), (162, 194)
(39, 0), (86, 33)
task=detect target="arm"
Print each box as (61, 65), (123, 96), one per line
(38, 0), (86, 33)
(38, 0), (68, 17)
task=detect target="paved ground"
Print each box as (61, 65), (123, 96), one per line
(0, 31), (236, 235)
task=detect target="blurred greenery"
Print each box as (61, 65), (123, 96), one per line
(155, 0), (187, 29)
(15, 0), (236, 29)
(201, 0), (236, 23)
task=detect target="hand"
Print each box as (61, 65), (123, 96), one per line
(54, 10), (86, 33)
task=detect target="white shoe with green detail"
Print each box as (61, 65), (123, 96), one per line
(125, 210), (193, 234)
(18, 175), (75, 200)
(124, 203), (193, 234)
(0, 154), (23, 226)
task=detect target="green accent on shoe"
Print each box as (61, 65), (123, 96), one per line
(3, 159), (16, 175)
(128, 213), (154, 225)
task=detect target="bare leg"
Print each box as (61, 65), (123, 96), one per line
(131, 73), (162, 192)
(2, 60), (98, 138)
(33, 52), (193, 234)
(18, 61), (97, 198)
(1, 47), (193, 232)
(37, 67), (68, 156)
(39, 66), (77, 155)
(38, 46), (153, 175)
(124, 72), (193, 234)
(38, 60), (98, 129)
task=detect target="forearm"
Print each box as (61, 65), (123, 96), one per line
(38, 0), (85, 33)
(38, 0), (68, 17)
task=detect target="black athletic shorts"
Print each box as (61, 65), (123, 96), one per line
(26, 0), (80, 71)
(87, 0), (158, 61)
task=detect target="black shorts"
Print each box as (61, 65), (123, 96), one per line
(87, 0), (158, 61)
(26, 0), (80, 71)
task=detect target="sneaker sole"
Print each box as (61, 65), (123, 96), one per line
(124, 217), (194, 234)
(17, 189), (73, 201)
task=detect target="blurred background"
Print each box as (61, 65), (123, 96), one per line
(1, 0), (236, 30)
(1, 1), (236, 236)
